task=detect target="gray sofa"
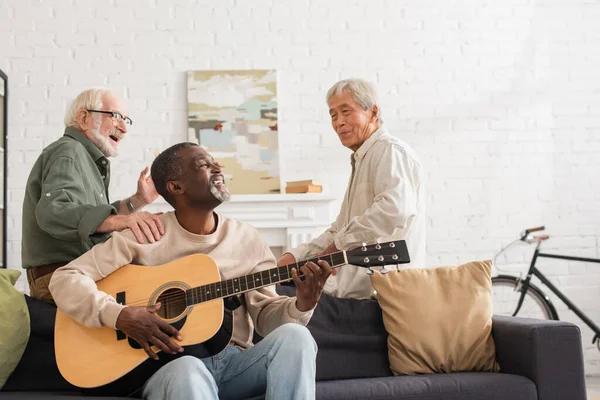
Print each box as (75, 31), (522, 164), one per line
(1, 288), (588, 400)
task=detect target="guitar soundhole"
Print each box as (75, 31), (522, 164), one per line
(156, 288), (187, 320)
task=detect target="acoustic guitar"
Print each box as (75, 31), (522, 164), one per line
(54, 240), (410, 396)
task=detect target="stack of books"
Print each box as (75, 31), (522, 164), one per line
(285, 179), (322, 194)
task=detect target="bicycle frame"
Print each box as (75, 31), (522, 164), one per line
(513, 242), (600, 345)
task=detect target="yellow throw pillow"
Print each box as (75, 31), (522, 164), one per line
(0, 269), (30, 388)
(370, 260), (500, 375)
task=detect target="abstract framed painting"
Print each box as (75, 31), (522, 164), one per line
(187, 69), (282, 195)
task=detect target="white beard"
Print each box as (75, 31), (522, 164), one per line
(210, 184), (231, 203)
(88, 127), (119, 157)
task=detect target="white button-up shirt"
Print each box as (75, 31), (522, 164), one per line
(288, 126), (427, 299)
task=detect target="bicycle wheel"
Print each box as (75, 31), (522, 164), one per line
(492, 275), (559, 320)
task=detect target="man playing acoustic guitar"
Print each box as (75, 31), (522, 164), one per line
(49, 142), (333, 400)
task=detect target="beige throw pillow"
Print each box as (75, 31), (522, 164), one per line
(370, 260), (500, 375)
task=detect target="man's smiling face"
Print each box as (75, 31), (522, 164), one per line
(85, 93), (129, 157)
(328, 90), (379, 152)
(178, 146), (231, 207)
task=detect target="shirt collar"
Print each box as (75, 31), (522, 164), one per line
(63, 127), (107, 163)
(170, 211), (223, 243)
(353, 125), (387, 161)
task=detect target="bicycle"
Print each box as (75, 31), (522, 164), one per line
(491, 225), (600, 351)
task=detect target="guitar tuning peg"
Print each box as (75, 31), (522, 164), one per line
(363, 257), (370, 264)
(392, 254), (398, 261)
(381, 265), (389, 274)
(361, 242), (367, 251)
(375, 240), (381, 250)
(378, 255), (384, 262)
(389, 242), (395, 248)
(366, 267), (374, 275)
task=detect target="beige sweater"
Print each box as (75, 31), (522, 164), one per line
(49, 211), (313, 348)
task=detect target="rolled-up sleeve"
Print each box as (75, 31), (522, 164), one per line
(333, 144), (420, 250)
(35, 156), (117, 245)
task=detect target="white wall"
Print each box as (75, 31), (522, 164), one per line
(1, 0), (599, 375)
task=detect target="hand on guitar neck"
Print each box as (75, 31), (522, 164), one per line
(292, 260), (333, 312)
(278, 247), (336, 312)
(277, 243), (339, 277)
(115, 302), (184, 360)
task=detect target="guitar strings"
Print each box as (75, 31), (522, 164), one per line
(121, 270), (313, 307)
(119, 264), (347, 308)
(111, 246), (397, 308)
(120, 255), (347, 307)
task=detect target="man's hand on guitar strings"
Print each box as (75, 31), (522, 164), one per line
(115, 303), (184, 360)
(292, 260), (332, 312)
(317, 243), (339, 276)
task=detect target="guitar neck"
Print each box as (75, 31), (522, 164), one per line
(185, 251), (348, 306)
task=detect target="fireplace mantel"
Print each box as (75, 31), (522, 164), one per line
(145, 194), (338, 255)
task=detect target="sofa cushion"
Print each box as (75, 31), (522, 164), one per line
(370, 260), (500, 375)
(0, 270), (30, 389)
(276, 285), (392, 380)
(2, 296), (77, 393)
(315, 372), (536, 400)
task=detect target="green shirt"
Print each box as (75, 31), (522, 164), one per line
(21, 127), (120, 269)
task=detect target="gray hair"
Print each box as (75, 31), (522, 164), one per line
(326, 78), (382, 124)
(64, 88), (111, 128)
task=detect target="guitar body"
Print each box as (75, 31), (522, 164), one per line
(55, 254), (233, 395)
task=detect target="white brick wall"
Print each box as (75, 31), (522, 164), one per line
(2, 0), (600, 375)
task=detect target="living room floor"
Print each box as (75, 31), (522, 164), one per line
(588, 375), (600, 399)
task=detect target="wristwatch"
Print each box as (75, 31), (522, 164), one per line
(126, 197), (136, 213)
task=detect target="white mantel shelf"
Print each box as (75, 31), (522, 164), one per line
(217, 194), (335, 203)
(145, 193), (337, 254)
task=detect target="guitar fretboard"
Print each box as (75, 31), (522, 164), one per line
(185, 251), (347, 306)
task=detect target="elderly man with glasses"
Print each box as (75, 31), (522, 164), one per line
(22, 88), (164, 304)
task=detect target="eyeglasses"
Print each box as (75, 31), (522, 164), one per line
(87, 110), (133, 126)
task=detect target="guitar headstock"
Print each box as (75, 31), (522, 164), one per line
(346, 240), (410, 268)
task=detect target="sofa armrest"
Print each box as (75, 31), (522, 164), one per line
(492, 315), (587, 400)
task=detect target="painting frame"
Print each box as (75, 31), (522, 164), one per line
(0, 68), (7, 269)
(186, 69), (283, 196)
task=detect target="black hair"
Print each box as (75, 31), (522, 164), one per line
(151, 142), (199, 207)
